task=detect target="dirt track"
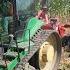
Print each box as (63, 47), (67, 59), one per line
(58, 47), (70, 70)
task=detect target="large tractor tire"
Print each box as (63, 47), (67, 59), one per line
(31, 29), (61, 70)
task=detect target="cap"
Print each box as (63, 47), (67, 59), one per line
(50, 18), (57, 22)
(50, 18), (57, 24)
(42, 5), (47, 9)
(42, 6), (47, 9)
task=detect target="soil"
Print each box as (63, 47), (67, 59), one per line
(58, 47), (70, 70)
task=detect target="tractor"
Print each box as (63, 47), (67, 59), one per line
(0, 0), (63, 70)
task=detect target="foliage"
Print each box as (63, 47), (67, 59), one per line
(34, 0), (41, 12)
(47, 0), (70, 23)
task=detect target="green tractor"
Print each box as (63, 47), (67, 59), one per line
(0, 0), (61, 70)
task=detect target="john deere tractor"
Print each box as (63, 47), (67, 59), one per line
(0, 0), (61, 70)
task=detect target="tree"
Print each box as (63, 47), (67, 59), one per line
(47, 0), (70, 23)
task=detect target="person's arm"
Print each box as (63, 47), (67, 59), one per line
(45, 15), (49, 24)
(36, 10), (42, 18)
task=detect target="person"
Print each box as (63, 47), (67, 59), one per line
(36, 5), (49, 24)
(50, 18), (65, 36)
(41, 18), (58, 30)
(50, 18), (58, 30)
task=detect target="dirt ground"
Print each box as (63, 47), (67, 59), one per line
(58, 24), (70, 70)
(58, 23), (70, 70)
(58, 47), (70, 70)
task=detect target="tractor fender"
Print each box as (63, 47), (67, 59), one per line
(23, 17), (44, 41)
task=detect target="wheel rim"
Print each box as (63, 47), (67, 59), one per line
(39, 42), (55, 70)
(31, 30), (61, 70)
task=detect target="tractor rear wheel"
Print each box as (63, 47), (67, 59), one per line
(31, 30), (61, 70)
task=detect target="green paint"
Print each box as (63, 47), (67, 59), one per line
(7, 51), (27, 70)
(23, 17), (44, 41)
